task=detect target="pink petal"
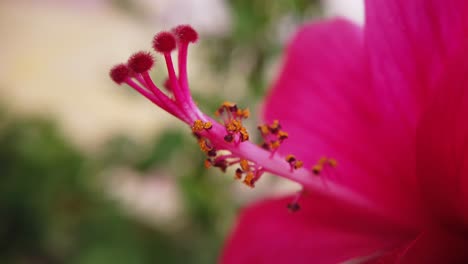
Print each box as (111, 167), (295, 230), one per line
(364, 0), (468, 126)
(263, 19), (423, 224)
(367, 229), (468, 263)
(221, 196), (411, 264)
(416, 55), (468, 227)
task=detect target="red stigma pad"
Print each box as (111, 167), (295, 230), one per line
(173, 25), (198, 43)
(110, 64), (129, 84)
(128, 51), (154, 73)
(153, 31), (177, 53)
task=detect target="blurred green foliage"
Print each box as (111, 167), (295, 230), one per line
(0, 0), (320, 263)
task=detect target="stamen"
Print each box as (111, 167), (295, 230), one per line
(204, 159), (212, 168)
(287, 190), (304, 213)
(198, 138), (213, 153)
(285, 154), (303, 171)
(235, 168), (243, 180)
(192, 119), (212, 132)
(243, 172), (255, 188)
(311, 156), (338, 178)
(109, 25), (394, 222)
(240, 159), (250, 171)
(257, 120), (289, 157)
(224, 133), (234, 143)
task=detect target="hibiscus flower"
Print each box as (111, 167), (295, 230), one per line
(222, 1), (468, 263)
(110, 0), (468, 263)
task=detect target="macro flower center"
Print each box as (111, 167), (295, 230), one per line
(109, 25), (383, 213)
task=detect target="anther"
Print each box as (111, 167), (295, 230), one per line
(198, 138), (212, 152)
(203, 122), (213, 130)
(286, 154), (303, 171)
(226, 120), (243, 133)
(240, 159), (250, 171)
(286, 154), (296, 163)
(236, 108), (250, 119)
(207, 149), (217, 157)
(110, 64), (130, 84)
(152, 31), (177, 53)
(204, 159), (212, 168)
(328, 158), (338, 168)
(258, 125), (269, 136)
(312, 164), (323, 175)
(270, 140), (280, 150)
(269, 120), (281, 134)
(287, 202), (300, 212)
(261, 142), (270, 150)
(192, 119), (212, 132)
(235, 168), (243, 180)
(224, 133), (234, 142)
(278, 131), (289, 141)
(173, 25), (199, 43)
(214, 160), (227, 172)
(239, 127), (249, 142)
(294, 160), (304, 169)
(243, 172), (255, 188)
(127, 51), (154, 73)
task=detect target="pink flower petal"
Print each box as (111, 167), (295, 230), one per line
(364, 0), (468, 126)
(221, 196), (411, 264)
(263, 19), (423, 224)
(416, 55), (468, 228)
(367, 229), (468, 263)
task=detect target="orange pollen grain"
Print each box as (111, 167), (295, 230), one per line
(258, 125), (270, 135)
(285, 154), (296, 162)
(312, 164), (323, 175)
(243, 172), (255, 188)
(294, 160), (304, 169)
(203, 121), (213, 130)
(240, 159), (250, 171)
(328, 158), (338, 168)
(235, 168), (243, 180)
(226, 120), (243, 133)
(240, 127), (249, 142)
(278, 130), (289, 140)
(198, 138), (212, 152)
(270, 140), (280, 150)
(204, 159), (212, 168)
(192, 119), (205, 132)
